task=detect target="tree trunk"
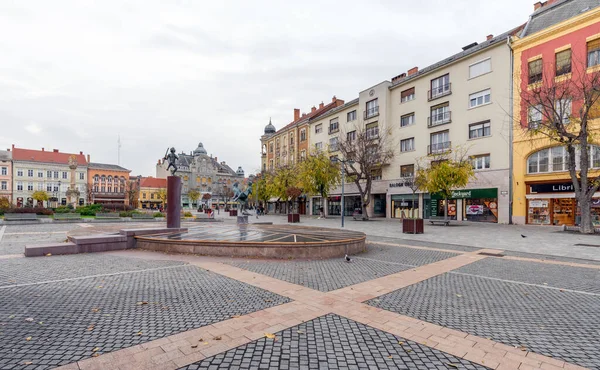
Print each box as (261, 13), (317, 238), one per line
(362, 201), (369, 220)
(579, 197), (595, 234)
(444, 198), (448, 222)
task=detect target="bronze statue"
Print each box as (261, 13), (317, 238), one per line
(232, 176), (254, 215)
(164, 147), (179, 175)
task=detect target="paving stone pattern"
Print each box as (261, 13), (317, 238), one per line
(181, 314), (490, 370)
(0, 254), (186, 287)
(503, 250), (600, 266)
(455, 257), (600, 294)
(229, 245), (457, 292)
(368, 273), (600, 369)
(367, 235), (479, 252)
(0, 264), (289, 370)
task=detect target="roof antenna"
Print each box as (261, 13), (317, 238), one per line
(117, 134), (122, 165)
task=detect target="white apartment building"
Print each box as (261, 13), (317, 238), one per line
(11, 146), (88, 208)
(307, 28), (519, 223)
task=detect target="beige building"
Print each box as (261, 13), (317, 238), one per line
(307, 29), (521, 223)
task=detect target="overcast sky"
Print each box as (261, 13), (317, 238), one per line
(0, 0), (533, 176)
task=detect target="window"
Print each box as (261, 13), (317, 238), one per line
(47, 183), (52, 191)
(401, 113), (415, 127)
(269, 143), (273, 153)
(471, 154), (491, 170)
(401, 87), (415, 102)
(27, 169), (33, 177)
(469, 121), (491, 139)
(365, 99), (378, 119)
(528, 105), (542, 129)
(366, 123), (379, 140)
(1, 167), (6, 176)
(300, 129), (306, 142)
(17, 181), (23, 191)
(17, 169), (23, 176)
(429, 74), (450, 99)
(108, 186), (112, 193)
(469, 89), (491, 108)
(315, 124), (323, 134)
(269, 159), (274, 170)
(53, 171), (59, 179)
(552, 146), (567, 171)
(347, 110), (357, 122)
(371, 169), (382, 180)
(528, 59), (542, 84)
(142, 192), (146, 199)
(62, 171), (67, 179)
(1, 181), (6, 190)
(54, 184), (59, 192)
(300, 150), (306, 161)
(400, 164), (414, 178)
(400, 138), (415, 152)
(27, 182), (33, 191)
(37, 171), (43, 178)
(79, 173), (85, 180)
(347, 131), (356, 142)
(290, 133), (294, 146)
(329, 118), (339, 133)
(329, 137), (339, 151)
(590, 146), (600, 168)
(527, 148), (551, 173)
(151, 193), (154, 199)
(330, 155), (338, 162)
(37, 182), (43, 190)
(430, 131), (450, 154)
(47, 170), (52, 178)
(556, 49), (571, 76)
(315, 142), (323, 151)
(101, 185), (105, 192)
(555, 99), (571, 124)
(469, 58), (491, 78)
(587, 38), (600, 67)
(429, 103), (450, 127)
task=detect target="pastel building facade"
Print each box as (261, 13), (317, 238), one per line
(0, 150), (12, 204)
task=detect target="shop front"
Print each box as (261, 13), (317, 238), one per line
(372, 194), (386, 217)
(431, 188), (498, 223)
(526, 181), (600, 226)
(391, 194), (418, 219)
(327, 195), (361, 216)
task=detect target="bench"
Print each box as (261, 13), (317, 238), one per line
(4, 213), (38, 222)
(429, 216), (451, 226)
(132, 213), (154, 220)
(95, 213), (121, 219)
(54, 213), (82, 221)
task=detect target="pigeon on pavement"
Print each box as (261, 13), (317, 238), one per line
(345, 254), (352, 263)
(521, 234), (527, 238)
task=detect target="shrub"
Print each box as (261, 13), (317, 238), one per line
(3, 207), (54, 215)
(153, 212), (165, 218)
(183, 211), (193, 217)
(119, 211), (137, 217)
(75, 204), (103, 216)
(54, 206), (71, 214)
(102, 203), (134, 212)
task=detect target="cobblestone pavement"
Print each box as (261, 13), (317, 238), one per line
(502, 250), (600, 266)
(228, 244), (457, 292)
(368, 270), (600, 369)
(180, 314), (490, 370)
(0, 256), (289, 370)
(367, 235), (480, 252)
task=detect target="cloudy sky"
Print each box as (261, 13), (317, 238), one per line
(0, 0), (533, 176)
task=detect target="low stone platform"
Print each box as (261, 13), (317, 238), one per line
(136, 224), (366, 259)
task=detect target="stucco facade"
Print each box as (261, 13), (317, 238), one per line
(88, 160), (131, 205)
(0, 150), (12, 204)
(511, 3), (600, 225)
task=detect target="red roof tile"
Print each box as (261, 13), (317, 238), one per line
(12, 147), (88, 165)
(275, 97), (345, 134)
(140, 177), (167, 188)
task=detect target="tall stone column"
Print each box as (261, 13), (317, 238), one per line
(167, 176), (181, 228)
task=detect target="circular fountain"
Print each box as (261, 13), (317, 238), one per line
(135, 224), (366, 259)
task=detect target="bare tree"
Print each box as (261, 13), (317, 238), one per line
(517, 56), (600, 233)
(336, 121), (395, 220)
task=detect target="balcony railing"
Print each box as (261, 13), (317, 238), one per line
(428, 141), (452, 155)
(528, 120), (541, 129)
(364, 106), (379, 119)
(328, 127), (339, 134)
(427, 111), (452, 128)
(428, 83), (452, 101)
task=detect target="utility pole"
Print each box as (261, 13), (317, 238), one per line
(117, 135), (122, 165)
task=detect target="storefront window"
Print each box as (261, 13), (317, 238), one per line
(328, 197), (341, 216)
(437, 199), (457, 220)
(464, 198), (498, 222)
(391, 195), (418, 219)
(528, 199), (550, 225)
(312, 197), (322, 215)
(552, 198), (575, 226)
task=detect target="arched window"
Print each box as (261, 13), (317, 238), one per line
(108, 176), (113, 183)
(527, 145), (600, 173)
(101, 175), (106, 183)
(94, 175), (99, 182)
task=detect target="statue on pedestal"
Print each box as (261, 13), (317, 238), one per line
(232, 175), (254, 216)
(66, 155), (81, 209)
(164, 147), (179, 175)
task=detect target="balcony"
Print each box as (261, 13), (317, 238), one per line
(328, 128), (339, 135)
(427, 111), (452, 128)
(528, 120), (541, 129)
(363, 106), (379, 120)
(428, 141), (452, 155)
(428, 83), (452, 101)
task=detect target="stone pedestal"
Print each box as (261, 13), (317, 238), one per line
(237, 215), (248, 224)
(167, 176), (182, 229)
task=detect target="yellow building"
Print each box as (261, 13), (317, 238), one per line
(511, 1), (600, 226)
(138, 177), (167, 210)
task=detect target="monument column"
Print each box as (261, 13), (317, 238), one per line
(167, 176), (181, 228)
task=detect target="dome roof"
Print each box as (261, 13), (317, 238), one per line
(236, 166), (245, 176)
(264, 118), (276, 134)
(193, 142), (207, 155)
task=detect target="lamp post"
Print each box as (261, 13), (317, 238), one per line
(332, 158), (354, 228)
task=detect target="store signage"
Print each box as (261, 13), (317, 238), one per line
(389, 182), (405, 188)
(530, 182), (574, 193)
(451, 190), (472, 199)
(466, 205), (483, 215)
(431, 188), (498, 200)
(529, 200), (548, 208)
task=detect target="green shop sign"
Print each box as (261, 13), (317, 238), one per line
(431, 188), (497, 200)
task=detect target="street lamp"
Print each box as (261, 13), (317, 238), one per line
(332, 158), (354, 228)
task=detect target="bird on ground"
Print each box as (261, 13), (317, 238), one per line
(521, 234), (527, 238)
(345, 254), (352, 263)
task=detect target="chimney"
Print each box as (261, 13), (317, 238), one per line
(294, 108), (300, 121)
(41, 148), (44, 152)
(53, 149), (59, 153)
(319, 102), (324, 109)
(534, 1), (543, 10)
(486, 34), (493, 41)
(87, 154), (90, 163)
(407, 67), (418, 76)
(215, 157), (217, 162)
(302, 113), (306, 117)
(79, 151), (83, 155)
(331, 95), (337, 102)
(12, 144), (14, 150)
(391, 73), (407, 83)
(311, 106), (316, 112)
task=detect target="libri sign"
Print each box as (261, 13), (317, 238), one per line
(530, 182), (574, 193)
